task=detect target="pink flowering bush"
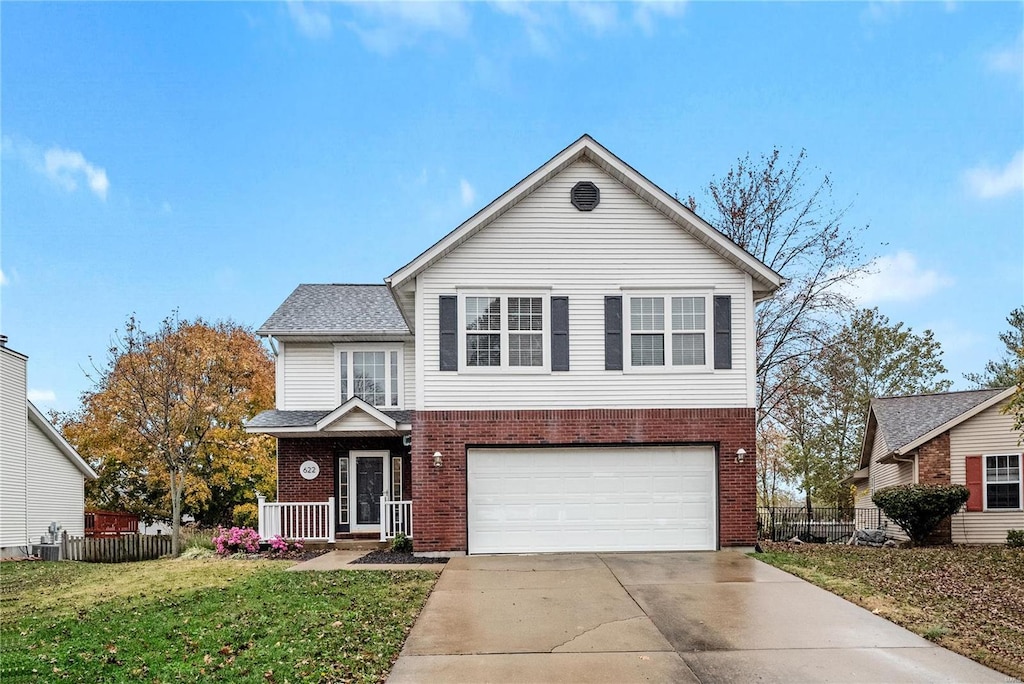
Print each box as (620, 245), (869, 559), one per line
(212, 526), (261, 555)
(267, 535), (304, 556)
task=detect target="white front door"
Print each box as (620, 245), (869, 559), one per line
(467, 446), (717, 554)
(349, 451), (390, 533)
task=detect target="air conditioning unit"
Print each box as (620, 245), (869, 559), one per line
(31, 544), (62, 561)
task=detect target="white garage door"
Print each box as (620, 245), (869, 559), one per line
(467, 446), (717, 554)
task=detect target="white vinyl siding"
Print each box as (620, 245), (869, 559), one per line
(1, 348), (29, 550)
(27, 418), (87, 538)
(279, 340), (414, 411)
(864, 430), (914, 541)
(949, 400), (1024, 544)
(416, 158), (751, 410)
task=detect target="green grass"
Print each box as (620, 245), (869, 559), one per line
(755, 543), (1024, 680)
(0, 558), (437, 683)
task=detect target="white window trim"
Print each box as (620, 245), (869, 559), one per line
(457, 290), (551, 374)
(333, 343), (404, 409)
(623, 291), (713, 373)
(982, 452), (1023, 512)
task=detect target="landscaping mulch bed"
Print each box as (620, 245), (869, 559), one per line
(352, 550), (449, 565)
(755, 541), (1024, 680)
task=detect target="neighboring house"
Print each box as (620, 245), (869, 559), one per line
(0, 337), (97, 557)
(850, 387), (1023, 544)
(246, 135), (783, 555)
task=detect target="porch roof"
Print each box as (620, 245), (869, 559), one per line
(245, 406), (413, 437)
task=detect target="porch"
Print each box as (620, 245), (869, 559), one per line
(258, 495), (413, 543)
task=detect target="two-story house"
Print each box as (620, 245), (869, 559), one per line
(246, 135), (783, 555)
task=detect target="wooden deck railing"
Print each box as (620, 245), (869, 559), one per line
(84, 510), (139, 537)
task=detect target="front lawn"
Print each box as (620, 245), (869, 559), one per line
(0, 557), (437, 683)
(756, 542), (1024, 680)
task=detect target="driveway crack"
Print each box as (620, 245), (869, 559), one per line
(550, 615), (648, 652)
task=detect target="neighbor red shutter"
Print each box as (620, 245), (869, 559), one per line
(965, 455), (984, 512)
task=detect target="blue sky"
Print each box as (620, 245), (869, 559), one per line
(2, 1), (1022, 413)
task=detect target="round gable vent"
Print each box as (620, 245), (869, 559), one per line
(571, 181), (600, 211)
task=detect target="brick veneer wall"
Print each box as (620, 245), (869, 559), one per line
(411, 408), (756, 553)
(915, 431), (954, 545)
(277, 437), (409, 505)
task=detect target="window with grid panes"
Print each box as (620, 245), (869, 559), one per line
(985, 454), (1022, 509)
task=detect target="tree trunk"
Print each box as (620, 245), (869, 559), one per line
(169, 466), (184, 557)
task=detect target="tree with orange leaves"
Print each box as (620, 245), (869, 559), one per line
(59, 314), (275, 555)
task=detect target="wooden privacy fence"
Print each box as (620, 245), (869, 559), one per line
(62, 532), (172, 563)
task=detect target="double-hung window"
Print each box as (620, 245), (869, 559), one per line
(461, 293), (549, 371)
(337, 344), (403, 408)
(626, 293), (709, 370)
(984, 454), (1022, 510)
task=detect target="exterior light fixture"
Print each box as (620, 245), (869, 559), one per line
(736, 448), (746, 464)
(433, 451), (444, 468)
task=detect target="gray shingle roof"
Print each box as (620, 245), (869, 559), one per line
(246, 409), (413, 429)
(872, 388), (1006, 453)
(258, 285), (409, 335)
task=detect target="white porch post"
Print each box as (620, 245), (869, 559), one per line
(257, 495), (267, 539)
(327, 496), (336, 542)
(379, 496), (387, 542)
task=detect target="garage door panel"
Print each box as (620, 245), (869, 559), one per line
(467, 446), (717, 554)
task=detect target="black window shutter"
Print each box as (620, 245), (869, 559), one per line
(551, 296), (569, 371)
(439, 295), (458, 371)
(604, 296), (623, 371)
(714, 295), (732, 370)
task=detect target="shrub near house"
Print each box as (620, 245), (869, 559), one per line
(872, 484), (970, 545)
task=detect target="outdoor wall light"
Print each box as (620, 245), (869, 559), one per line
(433, 451), (444, 468)
(736, 448), (746, 464)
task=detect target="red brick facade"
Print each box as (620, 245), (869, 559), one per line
(915, 432), (954, 544)
(411, 408), (757, 553)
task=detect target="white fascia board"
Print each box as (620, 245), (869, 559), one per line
(891, 386), (1017, 458)
(27, 401), (98, 479)
(315, 397), (398, 431)
(386, 134), (785, 297)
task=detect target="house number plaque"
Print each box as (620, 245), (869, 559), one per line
(299, 460), (320, 480)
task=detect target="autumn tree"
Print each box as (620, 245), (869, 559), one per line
(966, 306), (1023, 389)
(756, 424), (794, 507)
(60, 315), (275, 555)
(781, 308), (952, 509)
(686, 149), (869, 431)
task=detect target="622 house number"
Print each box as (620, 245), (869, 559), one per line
(299, 460), (320, 480)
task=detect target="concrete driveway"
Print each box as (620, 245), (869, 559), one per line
(388, 551), (1008, 683)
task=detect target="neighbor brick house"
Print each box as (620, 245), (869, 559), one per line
(246, 135), (783, 555)
(850, 387), (1023, 544)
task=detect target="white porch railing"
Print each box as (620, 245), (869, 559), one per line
(380, 497), (413, 541)
(257, 496), (335, 542)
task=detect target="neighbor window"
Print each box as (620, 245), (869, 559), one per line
(337, 346), (402, 407)
(627, 294), (708, 369)
(462, 294), (548, 371)
(985, 454), (1022, 510)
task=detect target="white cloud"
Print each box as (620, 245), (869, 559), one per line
(0, 268), (8, 286)
(838, 251), (953, 304)
(569, 3), (619, 35)
(27, 389), (57, 403)
(288, 1), (332, 40)
(459, 178), (475, 207)
(343, 2), (470, 55)
(964, 150), (1024, 199)
(986, 32), (1023, 75)
(44, 147), (110, 200)
(161, 201), (173, 214)
(3, 135), (109, 201)
(633, 0), (686, 34)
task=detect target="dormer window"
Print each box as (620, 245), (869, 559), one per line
(337, 344), (403, 408)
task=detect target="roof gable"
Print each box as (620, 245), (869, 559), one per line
(386, 134), (784, 298)
(860, 387), (1013, 466)
(258, 284), (409, 336)
(316, 397), (397, 431)
(27, 402), (97, 479)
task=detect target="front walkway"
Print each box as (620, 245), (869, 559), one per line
(387, 551), (1008, 683)
(287, 550), (444, 572)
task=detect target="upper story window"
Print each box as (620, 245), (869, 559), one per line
(626, 294), (709, 371)
(985, 453), (1022, 510)
(460, 293), (549, 372)
(337, 344), (402, 408)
